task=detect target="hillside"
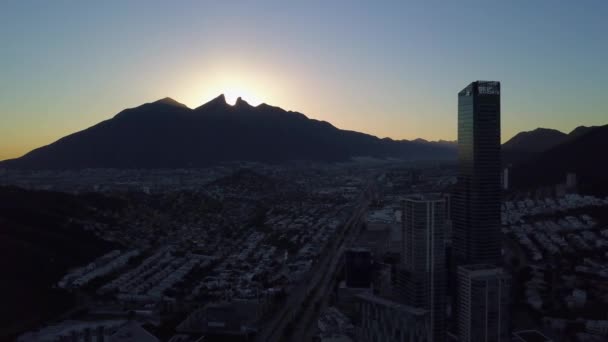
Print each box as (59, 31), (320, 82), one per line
(503, 128), (568, 153)
(0, 95), (456, 169)
(510, 124), (608, 195)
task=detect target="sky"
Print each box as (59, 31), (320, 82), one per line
(1, 1), (607, 160)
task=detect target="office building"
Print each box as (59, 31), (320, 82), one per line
(457, 264), (510, 342)
(357, 292), (430, 342)
(453, 80), (502, 266)
(345, 248), (373, 288)
(399, 194), (447, 342)
(512, 330), (554, 342)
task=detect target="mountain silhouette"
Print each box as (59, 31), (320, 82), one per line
(502, 128), (569, 165)
(510, 124), (608, 195)
(0, 95), (456, 169)
(502, 125), (603, 166)
(567, 125), (600, 140)
(503, 128), (568, 154)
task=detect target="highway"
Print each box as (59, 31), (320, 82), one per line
(292, 201), (368, 342)
(255, 180), (376, 342)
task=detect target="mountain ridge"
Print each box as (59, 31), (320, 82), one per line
(503, 127), (568, 153)
(503, 125), (602, 154)
(502, 125), (603, 166)
(0, 95), (456, 169)
(510, 123), (608, 195)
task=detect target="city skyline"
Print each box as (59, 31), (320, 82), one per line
(2, 1), (608, 160)
(2, 2), (608, 341)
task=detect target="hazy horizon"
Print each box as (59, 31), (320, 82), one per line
(2, 0), (607, 160)
(1, 91), (599, 162)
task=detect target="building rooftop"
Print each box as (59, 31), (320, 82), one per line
(459, 264), (506, 278)
(459, 80), (500, 96)
(109, 321), (160, 342)
(403, 193), (444, 203)
(513, 329), (554, 342)
(356, 292), (427, 316)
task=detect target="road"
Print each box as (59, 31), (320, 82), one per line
(255, 180), (376, 342)
(292, 202), (368, 342)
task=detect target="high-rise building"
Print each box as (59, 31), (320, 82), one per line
(566, 172), (577, 190)
(399, 193), (447, 342)
(345, 248), (373, 288)
(357, 292), (430, 342)
(457, 264), (510, 342)
(453, 81), (502, 266)
(503, 167), (510, 191)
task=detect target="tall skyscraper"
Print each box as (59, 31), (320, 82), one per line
(345, 248), (373, 288)
(453, 81), (502, 266)
(457, 264), (510, 342)
(357, 292), (430, 342)
(399, 194), (447, 342)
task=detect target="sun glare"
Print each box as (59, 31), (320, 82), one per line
(183, 68), (281, 109)
(223, 88), (262, 106)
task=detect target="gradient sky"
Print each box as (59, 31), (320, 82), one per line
(1, 1), (607, 160)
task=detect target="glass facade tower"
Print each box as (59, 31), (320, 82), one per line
(401, 194), (447, 342)
(457, 264), (510, 342)
(453, 81), (502, 266)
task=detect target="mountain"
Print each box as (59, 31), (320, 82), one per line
(503, 128), (568, 154)
(502, 128), (568, 165)
(502, 126), (603, 166)
(510, 124), (608, 195)
(0, 95), (456, 169)
(568, 125), (600, 139)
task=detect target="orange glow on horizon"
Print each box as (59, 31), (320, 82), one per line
(222, 87), (262, 106)
(176, 64), (283, 109)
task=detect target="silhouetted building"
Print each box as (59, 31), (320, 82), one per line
(357, 292), (430, 342)
(345, 248), (373, 288)
(373, 262), (393, 298)
(410, 169), (422, 184)
(399, 194), (447, 342)
(457, 264), (510, 342)
(566, 172), (577, 192)
(453, 81), (502, 266)
(443, 193), (453, 244)
(512, 330), (554, 342)
(443, 193), (452, 221)
(502, 167), (510, 190)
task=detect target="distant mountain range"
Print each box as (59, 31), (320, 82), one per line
(502, 126), (599, 165)
(503, 125), (600, 155)
(1, 95), (605, 194)
(505, 125), (608, 195)
(503, 128), (568, 154)
(0, 95), (456, 169)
